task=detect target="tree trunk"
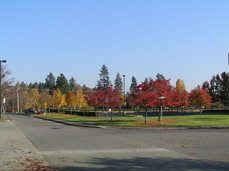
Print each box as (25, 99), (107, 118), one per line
(111, 109), (113, 121)
(95, 107), (98, 117)
(158, 106), (161, 122)
(144, 108), (147, 124)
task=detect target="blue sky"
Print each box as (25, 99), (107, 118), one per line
(1, 0), (228, 91)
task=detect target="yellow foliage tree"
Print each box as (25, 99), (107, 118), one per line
(52, 89), (66, 109)
(28, 89), (40, 108)
(66, 91), (76, 114)
(75, 89), (88, 108)
(176, 79), (186, 92)
(38, 89), (52, 109)
(19, 90), (30, 110)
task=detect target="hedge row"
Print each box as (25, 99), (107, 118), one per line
(203, 109), (229, 114)
(65, 110), (96, 116)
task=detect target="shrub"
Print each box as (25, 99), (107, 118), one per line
(65, 110), (96, 116)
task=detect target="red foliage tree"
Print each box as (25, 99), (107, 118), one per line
(149, 79), (173, 107)
(170, 88), (182, 107)
(170, 88), (189, 109)
(127, 78), (189, 123)
(103, 84), (123, 121)
(180, 89), (189, 107)
(189, 86), (212, 113)
(127, 83), (157, 124)
(86, 89), (104, 117)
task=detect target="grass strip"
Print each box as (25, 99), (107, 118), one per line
(36, 113), (229, 127)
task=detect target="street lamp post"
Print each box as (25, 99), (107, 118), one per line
(157, 96), (165, 125)
(123, 74), (126, 104)
(0, 60), (7, 119)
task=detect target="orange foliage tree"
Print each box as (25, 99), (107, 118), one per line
(38, 89), (52, 110)
(66, 91), (76, 114)
(189, 86), (212, 113)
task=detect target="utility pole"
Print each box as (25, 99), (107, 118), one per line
(17, 87), (20, 113)
(0, 60), (7, 118)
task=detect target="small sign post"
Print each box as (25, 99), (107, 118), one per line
(44, 102), (48, 116)
(157, 96), (165, 126)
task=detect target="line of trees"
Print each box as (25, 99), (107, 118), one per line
(89, 75), (212, 114)
(19, 72), (92, 95)
(5, 64), (228, 114)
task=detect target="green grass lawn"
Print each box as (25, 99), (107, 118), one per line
(38, 113), (229, 127)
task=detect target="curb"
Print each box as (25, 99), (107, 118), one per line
(32, 115), (229, 130)
(33, 116), (103, 129)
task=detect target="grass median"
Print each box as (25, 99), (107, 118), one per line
(35, 113), (229, 127)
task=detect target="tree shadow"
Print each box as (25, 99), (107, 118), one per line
(53, 157), (229, 171)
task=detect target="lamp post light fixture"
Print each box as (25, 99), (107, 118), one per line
(0, 60), (7, 119)
(157, 96), (165, 125)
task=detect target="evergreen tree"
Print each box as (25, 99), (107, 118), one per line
(69, 77), (76, 91)
(38, 82), (45, 93)
(56, 73), (70, 94)
(20, 81), (28, 88)
(97, 64), (111, 90)
(156, 73), (165, 80)
(130, 76), (137, 94)
(208, 75), (221, 105)
(220, 72), (229, 107)
(142, 77), (149, 84)
(45, 72), (56, 92)
(28, 83), (33, 89)
(114, 72), (123, 92)
(203, 72), (229, 107)
(29, 82), (39, 89)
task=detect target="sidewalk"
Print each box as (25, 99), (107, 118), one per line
(0, 120), (53, 171)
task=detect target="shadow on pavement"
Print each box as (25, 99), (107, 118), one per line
(53, 157), (229, 171)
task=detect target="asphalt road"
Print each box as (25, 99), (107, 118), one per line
(8, 114), (229, 170)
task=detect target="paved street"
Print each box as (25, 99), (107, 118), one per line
(3, 114), (229, 170)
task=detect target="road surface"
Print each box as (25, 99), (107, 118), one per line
(7, 114), (229, 170)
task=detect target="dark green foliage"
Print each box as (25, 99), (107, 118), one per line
(38, 82), (45, 93)
(203, 72), (229, 108)
(29, 82), (39, 89)
(20, 81), (28, 88)
(49, 108), (66, 113)
(219, 72), (229, 106)
(156, 73), (165, 80)
(65, 110), (96, 116)
(129, 76), (137, 94)
(56, 73), (70, 94)
(45, 72), (56, 92)
(69, 77), (76, 91)
(114, 72), (123, 92)
(97, 64), (111, 90)
(142, 77), (149, 84)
